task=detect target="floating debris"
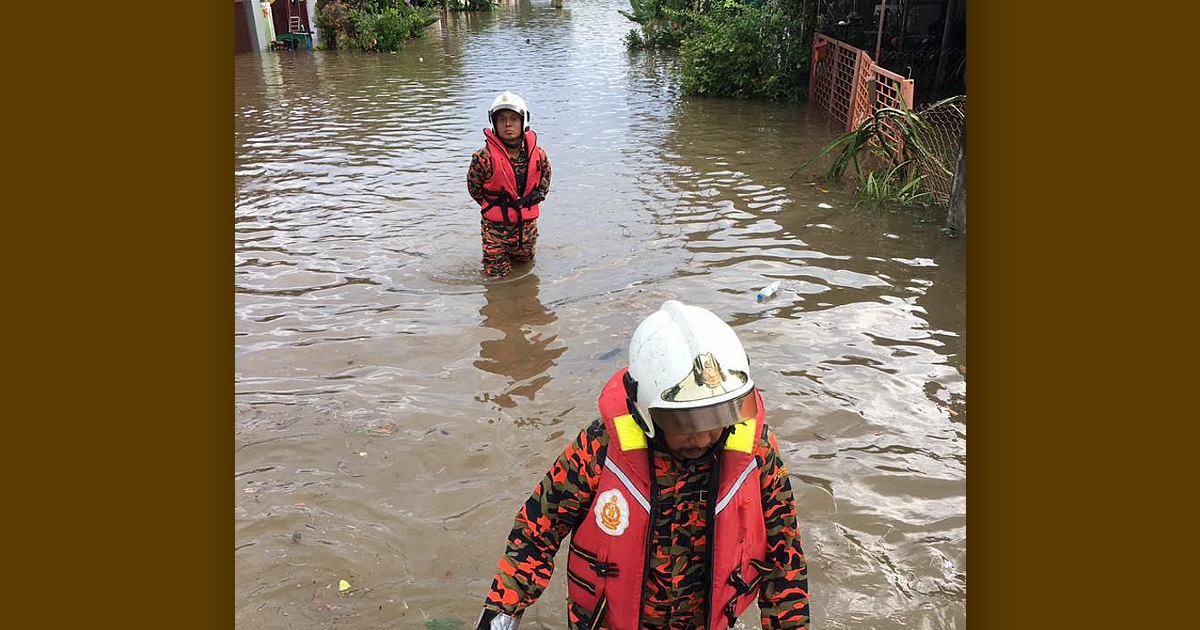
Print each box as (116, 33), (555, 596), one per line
(356, 422), (397, 436)
(425, 618), (465, 630)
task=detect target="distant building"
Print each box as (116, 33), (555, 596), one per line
(235, 0), (317, 54)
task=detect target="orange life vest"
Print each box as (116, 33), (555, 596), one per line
(479, 128), (542, 225)
(566, 368), (769, 630)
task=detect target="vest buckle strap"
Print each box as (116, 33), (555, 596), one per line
(588, 596), (609, 630)
(567, 567), (597, 596)
(728, 566), (760, 594)
(723, 599), (739, 625)
(592, 561), (620, 577)
(569, 541), (620, 577)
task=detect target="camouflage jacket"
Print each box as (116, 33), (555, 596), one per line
(480, 418), (810, 630)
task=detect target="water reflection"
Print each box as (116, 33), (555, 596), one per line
(474, 272), (566, 409)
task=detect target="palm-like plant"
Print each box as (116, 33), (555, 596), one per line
(794, 95), (964, 207)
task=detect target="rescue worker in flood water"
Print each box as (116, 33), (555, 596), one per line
(467, 91), (552, 279)
(475, 301), (810, 630)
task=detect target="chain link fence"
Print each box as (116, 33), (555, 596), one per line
(911, 96), (965, 207)
(809, 34), (965, 209)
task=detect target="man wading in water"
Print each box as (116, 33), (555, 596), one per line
(473, 301), (810, 630)
(467, 91), (552, 279)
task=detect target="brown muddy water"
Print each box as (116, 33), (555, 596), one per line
(235, 2), (966, 629)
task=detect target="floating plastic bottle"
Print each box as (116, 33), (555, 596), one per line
(756, 281), (780, 302)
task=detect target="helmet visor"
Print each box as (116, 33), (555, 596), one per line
(649, 388), (760, 434)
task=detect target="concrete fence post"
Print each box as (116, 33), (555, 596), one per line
(947, 127), (966, 234)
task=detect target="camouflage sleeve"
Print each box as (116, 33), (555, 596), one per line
(467, 147), (491, 206)
(481, 419), (608, 618)
(528, 147), (551, 205)
(756, 427), (810, 630)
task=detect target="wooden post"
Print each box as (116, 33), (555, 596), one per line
(808, 34), (821, 102)
(935, 0), (959, 94)
(847, 50), (866, 131)
(874, 1), (887, 60)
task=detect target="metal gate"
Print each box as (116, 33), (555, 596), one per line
(809, 33), (915, 132)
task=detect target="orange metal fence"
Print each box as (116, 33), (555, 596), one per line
(808, 32), (965, 207)
(809, 33), (915, 132)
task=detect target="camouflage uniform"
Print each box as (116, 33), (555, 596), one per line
(467, 141), (552, 278)
(480, 419), (810, 630)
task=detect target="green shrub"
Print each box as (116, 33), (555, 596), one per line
(624, 0), (812, 100)
(315, 0), (439, 52)
(370, 8), (407, 51)
(624, 28), (645, 49)
(315, 0), (352, 50)
(620, 1), (699, 50)
(679, 5), (770, 99)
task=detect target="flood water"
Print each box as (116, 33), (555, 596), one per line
(234, 2), (966, 629)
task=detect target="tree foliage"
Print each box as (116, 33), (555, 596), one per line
(621, 0), (816, 101)
(315, 0), (441, 51)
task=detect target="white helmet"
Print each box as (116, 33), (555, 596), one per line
(489, 91), (530, 130)
(626, 301), (756, 435)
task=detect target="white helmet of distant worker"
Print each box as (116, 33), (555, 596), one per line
(626, 301), (756, 437)
(489, 91), (530, 131)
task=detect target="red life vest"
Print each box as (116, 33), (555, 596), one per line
(479, 128), (542, 224)
(566, 368), (769, 630)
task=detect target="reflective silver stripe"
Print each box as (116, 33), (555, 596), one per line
(604, 459), (650, 514)
(715, 459), (759, 515)
(476, 611), (520, 630)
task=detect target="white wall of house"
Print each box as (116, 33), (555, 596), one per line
(243, 0), (321, 52)
(307, 0), (320, 48)
(240, 1), (261, 52)
(245, 1), (270, 52)
(259, 3), (278, 46)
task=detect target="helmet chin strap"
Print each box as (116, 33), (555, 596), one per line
(627, 399), (655, 439)
(623, 372), (655, 438)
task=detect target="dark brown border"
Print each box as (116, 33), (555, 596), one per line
(971, 2), (1140, 628)
(198, 3), (234, 627)
(14, 1), (229, 625)
(110, 2), (229, 626)
(974, 2), (1009, 627)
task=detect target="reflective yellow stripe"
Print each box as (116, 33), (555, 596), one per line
(613, 414), (647, 451)
(617, 413), (755, 452)
(723, 418), (756, 453)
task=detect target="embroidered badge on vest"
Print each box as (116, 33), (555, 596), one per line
(594, 488), (630, 536)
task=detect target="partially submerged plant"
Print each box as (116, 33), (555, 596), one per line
(794, 95), (964, 207)
(858, 161), (934, 206)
